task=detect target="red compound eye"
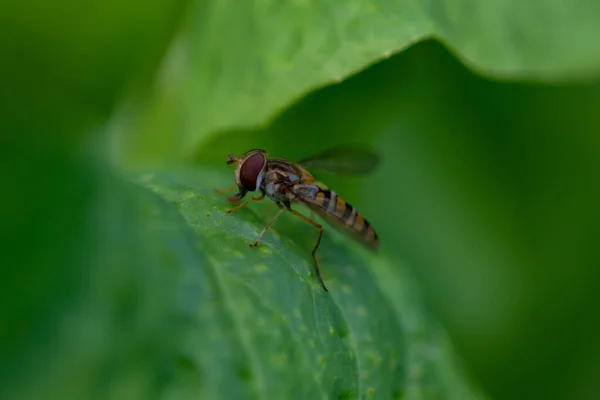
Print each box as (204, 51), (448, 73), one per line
(239, 152), (266, 191)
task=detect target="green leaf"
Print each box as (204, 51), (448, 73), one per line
(0, 71), (482, 396)
(112, 0), (600, 164)
(133, 168), (484, 399)
(1, 158), (482, 399)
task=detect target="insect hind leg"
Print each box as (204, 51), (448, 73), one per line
(284, 205), (328, 292)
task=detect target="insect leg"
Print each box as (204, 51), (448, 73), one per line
(250, 202), (285, 247)
(284, 205), (328, 292)
(251, 192), (266, 201)
(213, 184), (238, 194)
(226, 193), (265, 214)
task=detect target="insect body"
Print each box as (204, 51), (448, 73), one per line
(218, 147), (379, 291)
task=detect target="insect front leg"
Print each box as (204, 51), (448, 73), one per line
(250, 202), (285, 247)
(284, 204), (327, 292)
(213, 184), (238, 194)
(226, 191), (265, 214)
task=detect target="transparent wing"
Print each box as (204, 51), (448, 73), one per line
(296, 145), (380, 176)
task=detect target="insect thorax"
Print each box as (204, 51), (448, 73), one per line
(261, 165), (303, 203)
(261, 173), (290, 203)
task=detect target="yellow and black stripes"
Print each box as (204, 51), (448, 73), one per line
(310, 187), (379, 248)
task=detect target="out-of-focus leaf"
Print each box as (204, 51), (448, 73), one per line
(0, 0), (189, 143)
(112, 0), (600, 165)
(0, 143), (180, 399)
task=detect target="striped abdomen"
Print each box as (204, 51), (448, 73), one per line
(298, 184), (379, 250)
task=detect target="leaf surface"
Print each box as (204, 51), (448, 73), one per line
(113, 0), (600, 164)
(134, 168), (483, 400)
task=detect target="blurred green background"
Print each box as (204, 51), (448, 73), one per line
(2, 0), (600, 399)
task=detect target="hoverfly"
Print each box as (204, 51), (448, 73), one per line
(217, 146), (379, 291)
